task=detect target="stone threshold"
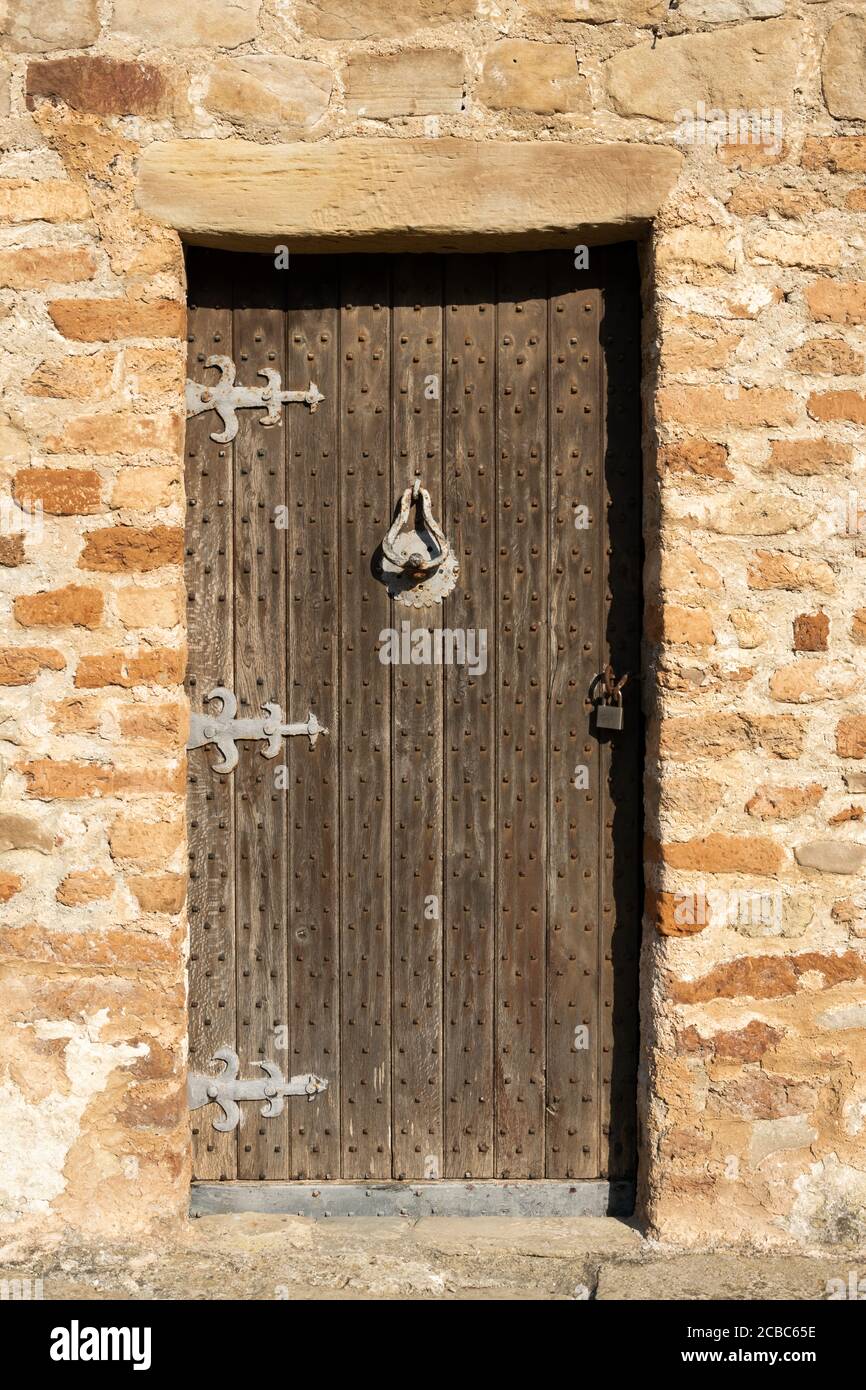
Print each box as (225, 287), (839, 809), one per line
(1, 1216), (852, 1300)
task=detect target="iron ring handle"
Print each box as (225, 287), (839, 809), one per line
(382, 479), (450, 574)
(382, 480), (448, 571)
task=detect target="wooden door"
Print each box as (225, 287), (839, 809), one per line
(185, 246), (643, 1184)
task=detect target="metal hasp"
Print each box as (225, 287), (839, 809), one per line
(379, 478), (458, 607)
(187, 685), (327, 774)
(594, 665), (629, 732)
(186, 354), (324, 443)
(189, 1048), (328, 1133)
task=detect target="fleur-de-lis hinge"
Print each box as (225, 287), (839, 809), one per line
(187, 686), (327, 774)
(188, 1048), (328, 1132)
(186, 354), (324, 443)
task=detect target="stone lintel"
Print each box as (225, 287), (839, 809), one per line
(137, 138), (683, 253)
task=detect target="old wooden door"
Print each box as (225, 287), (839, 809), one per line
(185, 246), (642, 1188)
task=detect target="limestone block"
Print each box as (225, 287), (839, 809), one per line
(478, 40), (589, 114)
(0, 0), (99, 52)
(111, 0), (260, 49)
(295, 0), (475, 41)
(605, 18), (800, 122)
(520, 0), (668, 23)
(678, 0), (784, 19)
(822, 15), (866, 120)
(205, 57), (333, 135)
(343, 49), (464, 118)
(794, 841), (866, 874)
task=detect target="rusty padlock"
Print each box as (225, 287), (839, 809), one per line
(596, 666), (628, 732)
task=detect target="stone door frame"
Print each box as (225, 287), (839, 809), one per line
(137, 136), (679, 1220)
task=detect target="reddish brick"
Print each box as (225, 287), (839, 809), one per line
(808, 390), (866, 424)
(712, 1021), (782, 1062)
(74, 647), (186, 689)
(0, 535), (25, 566)
(672, 951), (866, 1004)
(50, 696), (102, 734)
(837, 717), (866, 759)
(25, 352), (117, 400)
(805, 280), (866, 326)
(118, 1082), (186, 1132)
(793, 610), (829, 652)
(128, 873), (186, 913)
(13, 466), (101, 515)
(119, 703), (187, 747)
(0, 923), (179, 970)
(0, 247), (96, 289)
(56, 868), (114, 906)
(661, 834), (784, 875)
(18, 759), (184, 799)
(15, 584), (103, 630)
(109, 816), (184, 867)
(789, 339), (864, 375)
(767, 439), (850, 476)
(78, 526), (183, 572)
(49, 298), (185, 342)
(0, 646), (65, 686)
(648, 886), (712, 937)
(658, 385), (800, 429)
(657, 440), (732, 481)
(801, 137), (866, 173)
(0, 872), (23, 904)
(746, 784), (824, 819)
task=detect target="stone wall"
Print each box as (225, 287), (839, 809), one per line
(0, 0), (864, 1247)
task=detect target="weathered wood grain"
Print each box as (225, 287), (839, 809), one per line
(390, 256), (444, 1180)
(232, 254), (290, 1178)
(339, 258), (393, 1178)
(286, 257), (341, 1179)
(443, 258), (496, 1178)
(495, 254), (548, 1178)
(185, 249), (237, 1181)
(547, 258), (604, 1179)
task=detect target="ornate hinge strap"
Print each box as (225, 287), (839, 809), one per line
(186, 354), (324, 443)
(187, 686), (327, 774)
(189, 1048), (328, 1132)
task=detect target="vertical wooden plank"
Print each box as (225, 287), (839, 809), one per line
(233, 254), (290, 1179)
(390, 255), (445, 1180)
(495, 254), (548, 1179)
(596, 245), (643, 1182)
(286, 257), (341, 1179)
(546, 257), (604, 1179)
(340, 258), (392, 1179)
(185, 249), (237, 1181)
(443, 256), (496, 1179)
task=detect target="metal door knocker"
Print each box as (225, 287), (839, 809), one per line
(594, 665), (629, 731)
(378, 478), (458, 607)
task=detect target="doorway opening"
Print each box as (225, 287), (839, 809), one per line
(184, 247), (644, 1207)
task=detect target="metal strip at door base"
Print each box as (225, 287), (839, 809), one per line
(190, 1180), (635, 1220)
